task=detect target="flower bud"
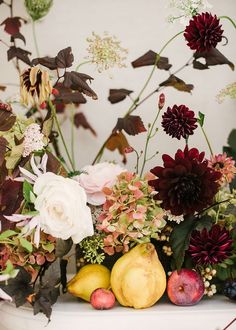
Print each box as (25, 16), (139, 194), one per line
(24, 0), (53, 21)
(124, 146), (134, 154)
(158, 93), (165, 110)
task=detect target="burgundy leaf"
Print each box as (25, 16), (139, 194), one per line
(131, 50), (172, 70)
(108, 89), (133, 104)
(32, 56), (57, 70)
(0, 0), (4, 4)
(55, 47), (74, 69)
(74, 112), (97, 136)
(0, 108), (16, 131)
(63, 71), (97, 100)
(7, 46), (31, 66)
(60, 91), (86, 104)
(193, 48), (234, 71)
(105, 132), (129, 164)
(1, 17), (21, 35)
(0, 180), (23, 231)
(10, 32), (26, 45)
(46, 152), (67, 177)
(0, 137), (7, 166)
(159, 75), (194, 93)
(113, 115), (147, 136)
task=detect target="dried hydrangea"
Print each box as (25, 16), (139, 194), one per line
(216, 82), (236, 104)
(86, 32), (128, 72)
(24, 0), (53, 21)
(0, 231), (56, 282)
(167, 0), (212, 25)
(23, 123), (46, 157)
(96, 172), (166, 256)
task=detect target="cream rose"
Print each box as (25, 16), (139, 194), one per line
(33, 172), (94, 243)
(77, 162), (125, 206)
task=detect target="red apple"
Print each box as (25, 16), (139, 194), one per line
(90, 288), (116, 310)
(167, 269), (204, 306)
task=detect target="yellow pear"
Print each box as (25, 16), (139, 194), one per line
(111, 243), (166, 308)
(67, 264), (111, 302)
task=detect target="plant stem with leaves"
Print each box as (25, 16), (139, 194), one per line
(92, 30), (184, 164)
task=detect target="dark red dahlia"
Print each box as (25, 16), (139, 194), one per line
(162, 104), (197, 140)
(149, 146), (222, 216)
(184, 12), (223, 52)
(188, 225), (233, 265)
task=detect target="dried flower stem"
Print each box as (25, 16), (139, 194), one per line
(48, 98), (75, 172)
(92, 31), (184, 164)
(222, 318), (236, 330)
(75, 60), (92, 72)
(9, 0), (21, 75)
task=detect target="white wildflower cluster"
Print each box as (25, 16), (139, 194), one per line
(86, 32), (128, 73)
(167, 0), (212, 25)
(201, 267), (217, 297)
(23, 123), (45, 157)
(165, 211), (184, 224)
(216, 82), (236, 104)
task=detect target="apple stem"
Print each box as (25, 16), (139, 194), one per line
(222, 318), (236, 330)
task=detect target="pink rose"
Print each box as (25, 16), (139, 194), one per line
(77, 162), (125, 205)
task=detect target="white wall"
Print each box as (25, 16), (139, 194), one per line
(0, 0), (236, 171)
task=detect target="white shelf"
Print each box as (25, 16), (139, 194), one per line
(0, 294), (236, 330)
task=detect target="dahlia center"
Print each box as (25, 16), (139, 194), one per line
(172, 174), (201, 205)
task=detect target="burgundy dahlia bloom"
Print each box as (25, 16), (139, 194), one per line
(184, 12), (223, 52)
(162, 104), (197, 140)
(149, 146), (222, 216)
(189, 225), (233, 265)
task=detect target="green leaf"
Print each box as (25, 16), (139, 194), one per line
(19, 237), (33, 253)
(42, 243), (55, 253)
(195, 215), (213, 231)
(228, 129), (236, 152)
(2, 260), (14, 274)
(225, 204), (236, 216)
(42, 109), (53, 138)
(224, 258), (234, 266)
(23, 180), (33, 203)
(197, 111), (205, 127)
(0, 230), (17, 240)
(169, 215), (196, 270)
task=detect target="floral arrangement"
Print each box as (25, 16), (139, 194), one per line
(0, 0), (236, 326)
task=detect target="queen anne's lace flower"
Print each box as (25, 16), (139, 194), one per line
(216, 82), (236, 104)
(23, 123), (45, 157)
(86, 32), (128, 72)
(168, 0), (212, 25)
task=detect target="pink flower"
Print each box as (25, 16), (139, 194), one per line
(208, 153), (236, 185)
(77, 162), (125, 205)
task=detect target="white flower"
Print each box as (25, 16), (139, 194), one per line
(23, 123), (46, 157)
(77, 162), (126, 205)
(168, 0), (212, 25)
(165, 211), (184, 224)
(34, 172), (94, 243)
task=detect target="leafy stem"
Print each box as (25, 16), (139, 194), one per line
(32, 20), (40, 57)
(92, 30), (184, 164)
(140, 108), (161, 177)
(200, 125), (214, 156)
(48, 98), (75, 172)
(220, 16), (236, 29)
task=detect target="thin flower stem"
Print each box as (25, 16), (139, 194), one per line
(140, 108), (161, 177)
(200, 125), (214, 156)
(48, 98), (75, 172)
(92, 30), (184, 164)
(32, 20), (40, 57)
(9, 0), (20, 74)
(220, 16), (236, 29)
(76, 60), (93, 72)
(70, 108), (76, 169)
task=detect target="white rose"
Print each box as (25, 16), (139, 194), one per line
(33, 172), (94, 243)
(77, 162), (125, 206)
